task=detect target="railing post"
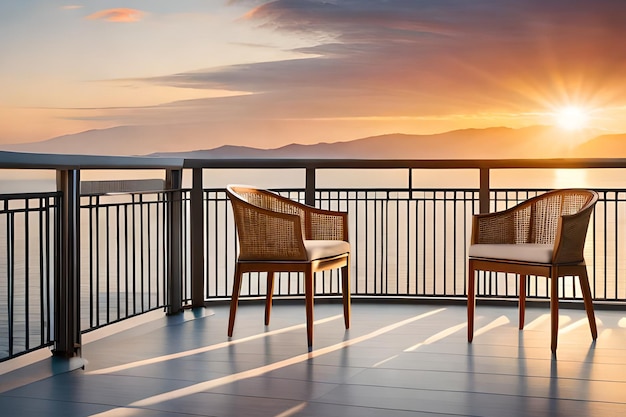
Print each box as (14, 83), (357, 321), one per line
(54, 169), (81, 358)
(479, 168), (490, 214)
(305, 168), (316, 206)
(190, 168), (205, 307)
(166, 169), (183, 314)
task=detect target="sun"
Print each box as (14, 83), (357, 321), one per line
(554, 106), (590, 131)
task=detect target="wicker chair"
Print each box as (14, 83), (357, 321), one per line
(467, 189), (598, 354)
(226, 185), (351, 350)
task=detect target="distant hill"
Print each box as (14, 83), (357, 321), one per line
(570, 133), (626, 157)
(0, 124), (223, 156)
(0, 126), (165, 156)
(150, 125), (602, 159)
(0, 123), (618, 159)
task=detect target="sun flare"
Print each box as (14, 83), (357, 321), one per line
(554, 106), (589, 131)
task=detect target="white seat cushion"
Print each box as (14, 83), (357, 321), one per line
(304, 240), (350, 261)
(469, 243), (553, 263)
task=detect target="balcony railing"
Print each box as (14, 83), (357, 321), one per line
(0, 191), (59, 360)
(2, 151), (626, 363)
(204, 187), (626, 302)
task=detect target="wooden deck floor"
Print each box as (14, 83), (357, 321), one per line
(1, 301), (626, 416)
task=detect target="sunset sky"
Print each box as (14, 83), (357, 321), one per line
(1, 0), (626, 153)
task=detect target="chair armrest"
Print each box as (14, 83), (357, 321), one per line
(234, 202), (308, 261)
(304, 206), (349, 241)
(552, 205), (594, 263)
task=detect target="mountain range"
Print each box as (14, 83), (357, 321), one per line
(1, 124), (624, 159)
(151, 126), (625, 159)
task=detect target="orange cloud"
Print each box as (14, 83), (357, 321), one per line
(86, 8), (144, 23)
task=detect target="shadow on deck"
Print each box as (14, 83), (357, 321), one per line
(1, 301), (626, 416)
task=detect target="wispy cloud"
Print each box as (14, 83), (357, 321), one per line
(165, 0), (626, 116)
(85, 0), (626, 147)
(61, 5), (83, 10)
(86, 8), (144, 23)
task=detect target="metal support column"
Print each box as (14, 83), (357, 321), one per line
(54, 169), (81, 358)
(305, 168), (316, 206)
(190, 168), (205, 307)
(166, 169), (183, 314)
(479, 168), (490, 214)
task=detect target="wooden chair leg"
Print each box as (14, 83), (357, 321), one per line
(578, 267), (598, 340)
(228, 263), (243, 337)
(519, 274), (527, 330)
(550, 270), (559, 354)
(265, 272), (275, 326)
(305, 268), (314, 351)
(467, 262), (475, 343)
(341, 255), (351, 329)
